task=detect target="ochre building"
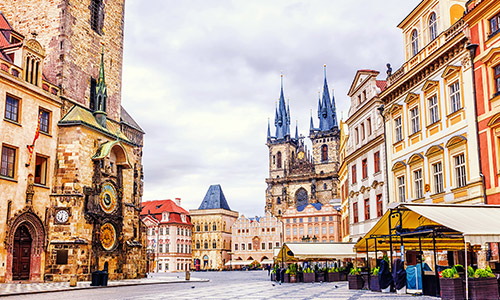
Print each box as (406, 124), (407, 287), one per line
(190, 185), (238, 271)
(265, 69), (340, 217)
(0, 0), (146, 282)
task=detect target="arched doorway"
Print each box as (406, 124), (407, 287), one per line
(12, 225), (31, 280)
(203, 255), (209, 269)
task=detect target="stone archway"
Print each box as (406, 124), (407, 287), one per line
(5, 211), (46, 281)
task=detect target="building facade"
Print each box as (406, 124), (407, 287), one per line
(265, 70), (340, 217)
(345, 70), (388, 241)
(190, 185), (238, 271)
(381, 0), (484, 206)
(141, 199), (193, 273)
(282, 203), (341, 243)
(230, 213), (281, 266)
(464, 0), (500, 205)
(338, 120), (350, 242)
(0, 14), (62, 281)
(0, 0), (146, 282)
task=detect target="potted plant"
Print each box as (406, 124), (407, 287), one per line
(348, 266), (364, 289)
(439, 265), (464, 300)
(327, 267), (340, 282)
(370, 266), (381, 292)
(297, 265), (303, 282)
(303, 267), (315, 283)
(283, 267), (290, 283)
(467, 266), (498, 300)
(288, 264), (297, 283)
(315, 266), (325, 282)
(339, 266), (348, 281)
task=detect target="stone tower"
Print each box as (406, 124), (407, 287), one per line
(0, 0), (125, 120)
(265, 68), (340, 216)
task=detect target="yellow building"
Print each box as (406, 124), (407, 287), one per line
(0, 17), (61, 281)
(381, 0), (484, 205)
(338, 120), (350, 242)
(190, 185), (238, 270)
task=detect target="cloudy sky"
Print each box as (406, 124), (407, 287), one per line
(121, 0), (421, 216)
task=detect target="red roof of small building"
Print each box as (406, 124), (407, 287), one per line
(376, 80), (387, 92)
(140, 199), (192, 226)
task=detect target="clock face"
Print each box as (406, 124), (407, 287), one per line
(297, 151), (305, 160)
(55, 209), (69, 223)
(100, 223), (117, 251)
(100, 182), (118, 214)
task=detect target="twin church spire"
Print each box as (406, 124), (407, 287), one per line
(267, 66), (338, 142)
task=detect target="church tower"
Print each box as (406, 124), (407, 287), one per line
(309, 66), (340, 201)
(266, 76), (299, 215)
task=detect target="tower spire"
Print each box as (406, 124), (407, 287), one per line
(94, 45), (108, 127)
(274, 74), (290, 140)
(295, 120), (299, 140)
(267, 118), (271, 140)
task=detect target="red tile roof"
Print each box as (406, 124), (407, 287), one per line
(140, 199), (192, 225)
(0, 12), (13, 31)
(376, 80), (387, 92)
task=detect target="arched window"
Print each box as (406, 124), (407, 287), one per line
(212, 224), (217, 231)
(411, 29), (419, 56)
(277, 152), (282, 168)
(277, 197), (281, 204)
(323, 183), (327, 190)
(196, 224), (200, 231)
(321, 144), (328, 162)
(295, 188), (308, 207)
(196, 241), (200, 249)
(429, 12), (437, 41)
(204, 241), (208, 249)
(204, 224), (208, 231)
(212, 240), (217, 249)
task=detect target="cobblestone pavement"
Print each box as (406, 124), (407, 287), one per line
(2, 271), (440, 300)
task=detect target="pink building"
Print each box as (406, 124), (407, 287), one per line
(282, 203), (341, 243)
(141, 199), (193, 273)
(230, 213), (282, 267)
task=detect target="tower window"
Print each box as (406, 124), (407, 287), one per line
(276, 152), (282, 169)
(277, 197), (281, 204)
(321, 145), (328, 162)
(90, 0), (104, 34)
(90, 77), (97, 111)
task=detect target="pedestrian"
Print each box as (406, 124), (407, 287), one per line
(267, 264), (271, 276)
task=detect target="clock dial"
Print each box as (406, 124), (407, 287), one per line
(100, 182), (118, 214)
(100, 223), (117, 251)
(55, 209), (69, 223)
(297, 151), (305, 160)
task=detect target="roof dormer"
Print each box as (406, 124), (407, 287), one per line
(162, 212), (169, 222)
(22, 36), (45, 87)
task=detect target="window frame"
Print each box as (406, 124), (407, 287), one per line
(394, 117), (403, 142)
(449, 81), (461, 113)
(376, 194), (383, 217)
(1, 145), (16, 179)
(397, 175), (406, 202)
(362, 158), (368, 179)
(374, 151), (380, 173)
(432, 162), (444, 194)
(364, 198), (370, 220)
(5, 94), (20, 123)
(428, 95), (439, 125)
(429, 12), (437, 41)
(489, 12), (500, 38)
(494, 64), (500, 96)
(454, 153), (467, 188)
(39, 108), (51, 135)
(321, 144), (328, 162)
(410, 106), (420, 134)
(414, 168), (423, 199)
(411, 29), (419, 56)
(351, 164), (357, 184)
(353, 202), (358, 223)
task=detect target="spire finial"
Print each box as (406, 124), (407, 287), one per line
(324, 64), (327, 79)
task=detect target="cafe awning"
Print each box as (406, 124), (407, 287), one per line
(355, 203), (500, 252)
(276, 242), (357, 262)
(224, 260), (256, 266)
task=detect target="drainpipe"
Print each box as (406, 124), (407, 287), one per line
(466, 43), (487, 204)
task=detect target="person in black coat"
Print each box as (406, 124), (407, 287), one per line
(392, 259), (407, 291)
(379, 259), (393, 290)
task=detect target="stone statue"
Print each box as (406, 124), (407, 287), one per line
(386, 63), (392, 77)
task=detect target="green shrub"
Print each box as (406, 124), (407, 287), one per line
(371, 267), (380, 276)
(349, 267), (361, 275)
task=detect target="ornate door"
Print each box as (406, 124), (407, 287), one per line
(12, 226), (32, 280)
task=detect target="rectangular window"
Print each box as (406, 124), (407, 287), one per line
(449, 81), (461, 113)
(397, 176), (406, 202)
(35, 156), (49, 185)
(490, 13), (500, 36)
(414, 169), (423, 199)
(394, 117), (403, 142)
(364, 198), (370, 220)
(293, 227), (297, 235)
(355, 128), (359, 144)
(276, 242), (279, 247)
(315, 227), (319, 235)
(329, 226), (334, 234)
(286, 228), (290, 236)
(314, 217), (318, 222)
(322, 216), (326, 222)
(1, 145), (16, 178)
(376, 194), (383, 217)
(39, 109), (50, 134)
(262, 243), (265, 250)
(428, 95), (439, 124)
(367, 118), (372, 136)
(241, 243), (245, 250)
(410, 106), (420, 134)
(361, 123), (365, 140)
(235, 244), (238, 251)
(269, 242), (272, 249)
(322, 226), (326, 234)
(351, 164), (357, 184)
(308, 227), (312, 235)
(455, 154), (467, 188)
(5, 95), (20, 123)
(495, 65), (500, 95)
(362, 159), (368, 179)
(353, 202), (358, 223)
(329, 216), (333, 221)
(299, 218), (303, 223)
(433, 162), (444, 193)
(299, 227), (303, 235)
(90, 0), (104, 33)
(374, 151), (380, 173)
(56, 250), (68, 265)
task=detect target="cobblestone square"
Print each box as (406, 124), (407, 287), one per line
(7, 271), (439, 300)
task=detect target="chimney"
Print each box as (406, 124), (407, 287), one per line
(175, 198), (181, 206)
